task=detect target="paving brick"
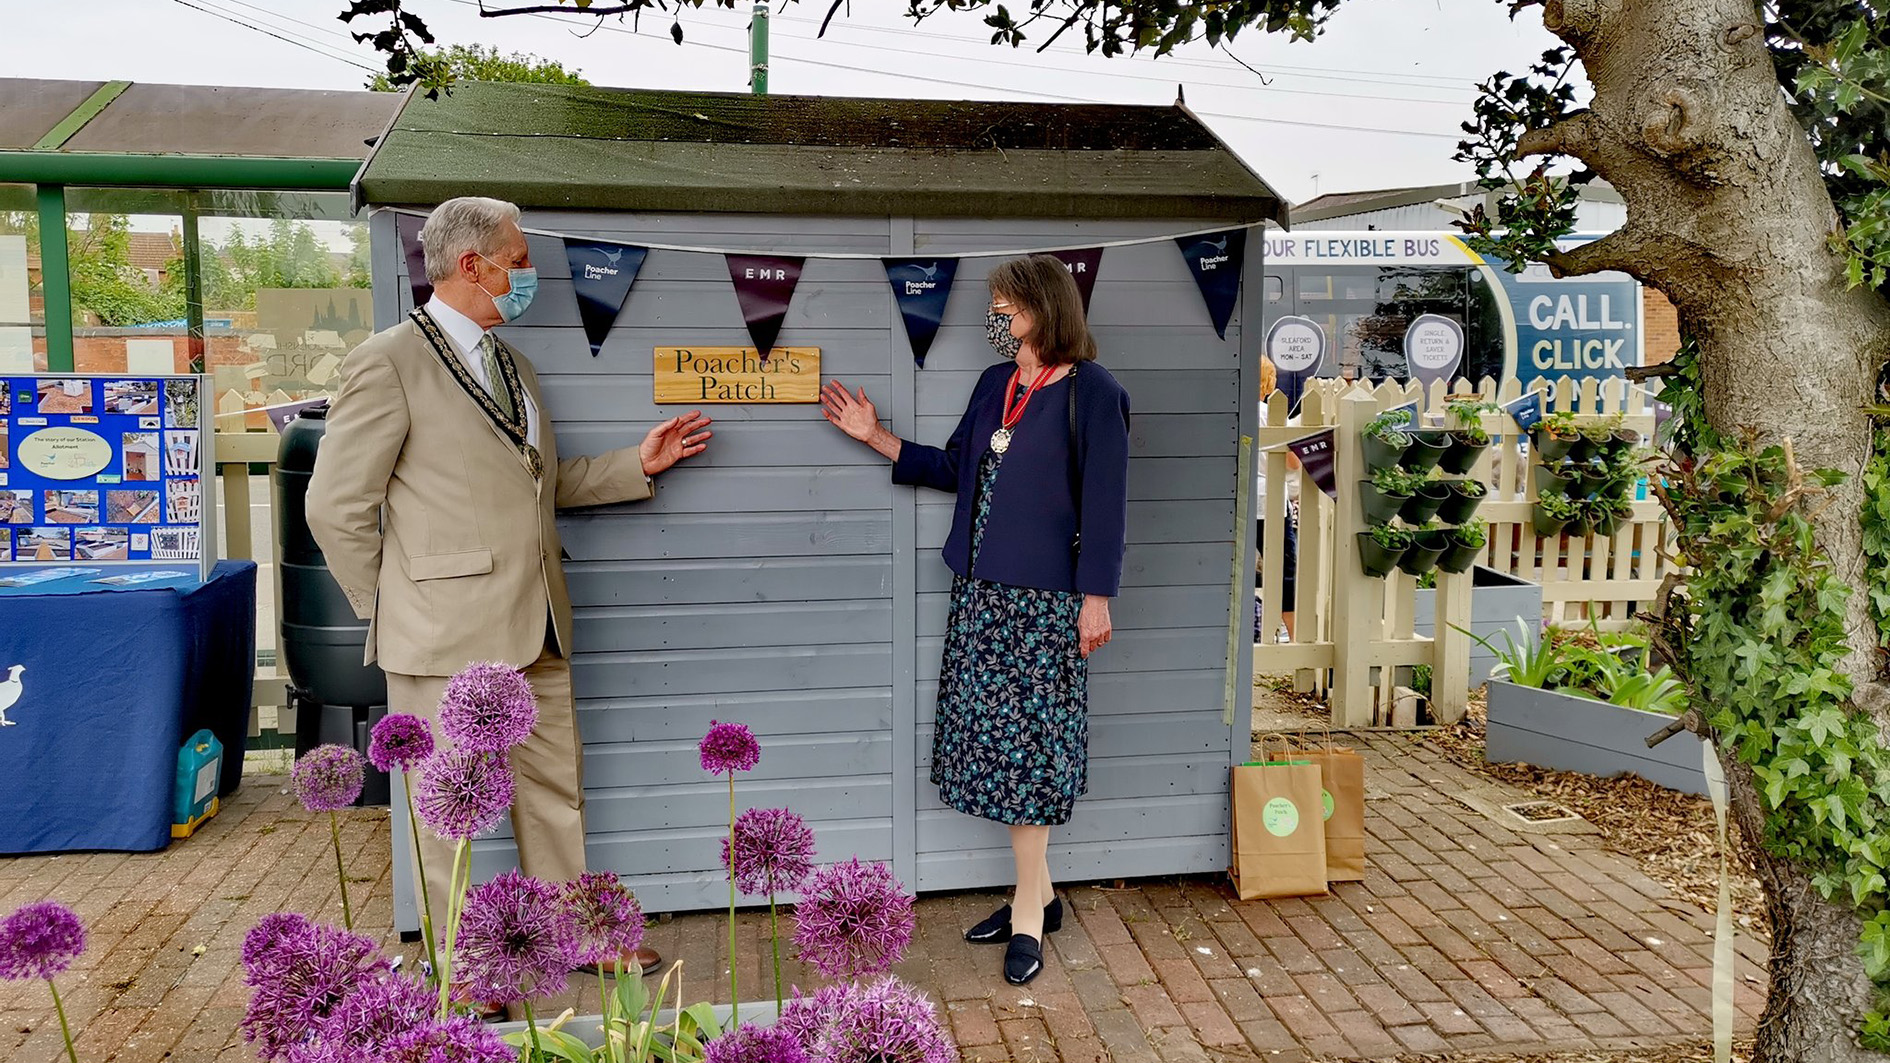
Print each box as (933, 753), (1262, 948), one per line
(1354, 982), (1426, 1027)
(1177, 1000), (1245, 1047)
(1316, 946), (1381, 985)
(1091, 1007), (1159, 1063)
(1417, 998), (1485, 1035)
(1589, 991), (1682, 1037)
(1564, 935), (1640, 975)
(1263, 935), (1326, 976)
(1121, 983), (1187, 1031)
(1285, 914), (1346, 952)
(1291, 970), (1362, 1014)
(1266, 994), (1342, 1042)
(1389, 1022), (1451, 1053)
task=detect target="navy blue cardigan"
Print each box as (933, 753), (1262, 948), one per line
(892, 361), (1130, 597)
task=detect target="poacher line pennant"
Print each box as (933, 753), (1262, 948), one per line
(726, 254), (806, 361)
(1047, 247), (1104, 312)
(883, 258), (959, 367)
(1176, 228), (1246, 339)
(566, 238), (648, 357)
(397, 213), (432, 309)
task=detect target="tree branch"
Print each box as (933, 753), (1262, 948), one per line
(479, 2), (641, 15)
(1517, 110), (1602, 160)
(1626, 362), (1679, 382)
(1540, 226), (1664, 278)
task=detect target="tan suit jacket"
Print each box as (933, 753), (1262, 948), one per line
(306, 315), (651, 676)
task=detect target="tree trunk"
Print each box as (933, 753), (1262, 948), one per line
(1528, 0), (1890, 1058)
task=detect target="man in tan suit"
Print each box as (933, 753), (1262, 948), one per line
(308, 197), (708, 982)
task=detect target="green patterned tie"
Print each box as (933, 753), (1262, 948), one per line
(478, 333), (518, 426)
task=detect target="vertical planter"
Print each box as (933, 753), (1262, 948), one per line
(1396, 534), (1446, 576)
(1485, 681), (1710, 795)
(1531, 427), (1579, 463)
(1361, 432), (1408, 471)
(1438, 437), (1488, 475)
(1357, 532), (1405, 578)
(1358, 481), (1412, 525)
(1434, 486), (1484, 526)
(1533, 464), (1574, 498)
(1401, 431), (1448, 473)
(1531, 505), (1569, 538)
(1398, 482), (1451, 525)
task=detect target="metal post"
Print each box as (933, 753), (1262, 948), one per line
(181, 190), (205, 372)
(36, 183), (73, 372)
(749, 1), (770, 95)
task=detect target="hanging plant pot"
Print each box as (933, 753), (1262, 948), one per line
(1357, 532), (1404, 578)
(1398, 481), (1452, 524)
(1602, 428), (1639, 460)
(1532, 426), (1578, 463)
(1531, 504), (1569, 538)
(1401, 430), (1449, 473)
(1438, 436), (1489, 475)
(1564, 512), (1593, 537)
(1361, 431), (1408, 471)
(1533, 464), (1575, 498)
(1566, 436), (1595, 464)
(1397, 536), (1447, 576)
(1359, 480), (1412, 525)
(1436, 534), (1483, 574)
(1576, 462), (1611, 496)
(1593, 505), (1630, 537)
(1435, 485), (1485, 526)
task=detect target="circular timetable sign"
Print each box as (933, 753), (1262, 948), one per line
(1404, 314), (1466, 384)
(1265, 316), (1325, 375)
(19, 426), (113, 480)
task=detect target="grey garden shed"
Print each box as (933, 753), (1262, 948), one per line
(352, 82), (1287, 925)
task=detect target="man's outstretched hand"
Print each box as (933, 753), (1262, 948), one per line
(640, 411), (713, 477)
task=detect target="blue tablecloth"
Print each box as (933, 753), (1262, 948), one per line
(0, 560), (257, 853)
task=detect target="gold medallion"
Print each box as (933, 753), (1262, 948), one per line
(990, 428), (1012, 454)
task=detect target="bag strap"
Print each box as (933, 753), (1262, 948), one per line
(1068, 363), (1082, 556)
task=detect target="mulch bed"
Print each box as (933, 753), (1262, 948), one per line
(1310, 1040), (1753, 1063)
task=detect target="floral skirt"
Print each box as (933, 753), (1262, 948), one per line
(929, 451), (1090, 826)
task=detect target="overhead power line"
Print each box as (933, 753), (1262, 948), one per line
(166, 0), (379, 73)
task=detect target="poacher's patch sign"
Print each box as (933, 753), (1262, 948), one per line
(654, 347), (820, 404)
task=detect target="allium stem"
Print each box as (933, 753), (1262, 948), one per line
(328, 809), (354, 930)
(404, 778), (440, 983)
(47, 979), (77, 1063)
(598, 973), (614, 1063)
(769, 892), (784, 1012)
(726, 771), (738, 1028)
(438, 839), (470, 1019)
(522, 999), (546, 1062)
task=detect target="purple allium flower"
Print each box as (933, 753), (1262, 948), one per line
(814, 977), (957, 1063)
(368, 713), (435, 773)
(699, 720), (760, 775)
(705, 1023), (811, 1063)
(722, 807), (815, 897)
(791, 858), (915, 980)
(291, 744), (366, 812)
(0, 901), (86, 981)
(774, 984), (850, 1051)
(241, 913), (312, 975)
(412, 748), (514, 841)
(240, 919), (390, 1061)
(438, 662), (538, 753)
(380, 1016), (515, 1063)
(286, 972), (433, 1063)
(562, 872), (645, 967)
(453, 869), (579, 1005)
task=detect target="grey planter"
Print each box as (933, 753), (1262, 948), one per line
(1485, 680), (1710, 795)
(493, 1000), (781, 1049)
(1412, 567), (1544, 686)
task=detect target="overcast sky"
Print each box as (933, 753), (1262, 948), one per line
(5, 0), (1562, 205)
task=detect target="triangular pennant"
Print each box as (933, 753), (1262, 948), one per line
(883, 258), (959, 367)
(1046, 247), (1104, 312)
(1175, 229), (1246, 339)
(1503, 390), (1545, 432)
(566, 238), (648, 357)
(726, 254), (805, 360)
(1285, 429), (1338, 500)
(397, 213), (432, 308)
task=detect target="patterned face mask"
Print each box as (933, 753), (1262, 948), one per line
(986, 310), (1022, 360)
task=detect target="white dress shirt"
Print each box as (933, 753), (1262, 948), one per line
(424, 296), (540, 447)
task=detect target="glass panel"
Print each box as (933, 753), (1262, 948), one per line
(0, 184), (40, 372)
(60, 189), (184, 375)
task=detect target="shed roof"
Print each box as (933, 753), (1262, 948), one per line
(355, 82), (1287, 225)
(0, 78), (393, 158)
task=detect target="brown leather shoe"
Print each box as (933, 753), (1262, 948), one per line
(578, 945), (662, 977)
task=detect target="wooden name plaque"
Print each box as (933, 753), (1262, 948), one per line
(653, 347), (820, 404)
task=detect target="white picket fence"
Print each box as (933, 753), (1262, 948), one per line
(1254, 376), (1673, 727)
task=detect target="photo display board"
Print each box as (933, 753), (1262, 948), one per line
(0, 375), (214, 583)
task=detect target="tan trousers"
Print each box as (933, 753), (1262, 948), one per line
(387, 643), (586, 937)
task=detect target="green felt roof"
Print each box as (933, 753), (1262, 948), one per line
(354, 82), (1287, 224)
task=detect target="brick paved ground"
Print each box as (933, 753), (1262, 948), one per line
(0, 731), (1765, 1062)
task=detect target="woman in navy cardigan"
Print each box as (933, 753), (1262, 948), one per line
(821, 254), (1130, 986)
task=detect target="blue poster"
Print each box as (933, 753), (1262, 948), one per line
(1176, 229), (1246, 340)
(1487, 245), (1641, 385)
(566, 239), (648, 358)
(1, 375), (207, 576)
(883, 258), (959, 367)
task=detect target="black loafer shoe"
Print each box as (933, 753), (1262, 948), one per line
(1004, 934), (1044, 985)
(965, 898), (1064, 944)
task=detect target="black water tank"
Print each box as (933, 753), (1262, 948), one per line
(277, 406), (390, 805)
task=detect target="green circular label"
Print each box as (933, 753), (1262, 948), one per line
(1263, 797), (1300, 837)
(1322, 789), (1335, 821)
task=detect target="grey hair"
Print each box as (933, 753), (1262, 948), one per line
(420, 197), (522, 282)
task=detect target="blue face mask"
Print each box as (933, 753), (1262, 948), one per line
(478, 253), (538, 322)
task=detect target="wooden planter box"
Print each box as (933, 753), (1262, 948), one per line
(1412, 567), (1543, 687)
(1485, 680), (1710, 795)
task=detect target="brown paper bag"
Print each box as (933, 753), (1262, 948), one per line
(1292, 731), (1367, 883)
(1230, 735), (1329, 900)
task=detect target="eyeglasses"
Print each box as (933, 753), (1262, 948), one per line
(989, 300), (1018, 313)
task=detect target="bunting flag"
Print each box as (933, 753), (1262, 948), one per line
(1503, 390), (1545, 432)
(397, 213), (432, 308)
(567, 239), (649, 357)
(1285, 429), (1338, 500)
(1047, 247), (1104, 312)
(1404, 313), (1466, 390)
(883, 258), (959, 367)
(1175, 229), (1246, 339)
(726, 254), (806, 360)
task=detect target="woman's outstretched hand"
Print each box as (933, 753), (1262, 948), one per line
(821, 380), (901, 461)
